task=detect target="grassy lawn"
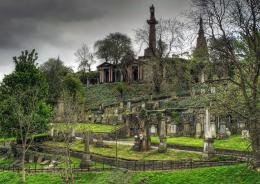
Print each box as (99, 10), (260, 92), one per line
(150, 135), (251, 151)
(45, 141), (219, 161)
(0, 164), (260, 184)
(52, 123), (120, 133)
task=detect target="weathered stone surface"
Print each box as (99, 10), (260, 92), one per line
(203, 138), (215, 159)
(241, 130), (250, 139)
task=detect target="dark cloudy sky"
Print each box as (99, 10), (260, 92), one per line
(0, 0), (192, 81)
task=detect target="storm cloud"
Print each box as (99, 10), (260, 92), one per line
(0, 0), (191, 81)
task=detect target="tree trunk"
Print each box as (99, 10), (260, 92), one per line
(22, 146), (26, 183)
(251, 119), (260, 170)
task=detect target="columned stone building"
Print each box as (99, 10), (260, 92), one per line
(97, 61), (143, 83)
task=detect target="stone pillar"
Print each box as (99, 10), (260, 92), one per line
(158, 117), (167, 153)
(203, 108), (215, 159)
(83, 131), (91, 153)
(203, 138), (215, 159)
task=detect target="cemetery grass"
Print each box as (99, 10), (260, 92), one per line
(52, 123), (121, 133)
(0, 164), (260, 184)
(150, 135), (251, 151)
(84, 83), (169, 109)
(44, 141), (228, 161)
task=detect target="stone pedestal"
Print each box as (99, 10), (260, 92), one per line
(203, 138), (215, 159)
(80, 154), (92, 169)
(158, 136), (167, 153)
(95, 135), (104, 147)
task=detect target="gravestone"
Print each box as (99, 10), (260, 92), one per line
(182, 113), (191, 136)
(141, 102), (146, 109)
(150, 124), (157, 136)
(226, 128), (231, 137)
(50, 128), (54, 137)
(95, 135), (104, 147)
(127, 101), (131, 109)
(195, 122), (202, 138)
(241, 130), (250, 139)
(219, 123), (227, 139)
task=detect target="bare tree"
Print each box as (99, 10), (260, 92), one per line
(13, 89), (44, 182)
(59, 94), (82, 184)
(75, 44), (95, 73)
(191, 0), (260, 169)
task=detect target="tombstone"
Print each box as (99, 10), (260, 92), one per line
(96, 115), (102, 123)
(95, 135), (104, 147)
(201, 88), (206, 94)
(127, 101), (131, 109)
(99, 104), (104, 111)
(146, 102), (154, 110)
(150, 125), (157, 136)
(101, 114), (107, 124)
(50, 128), (54, 137)
(226, 128), (231, 137)
(195, 122), (202, 138)
(241, 130), (250, 139)
(114, 108), (118, 115)
(210, 87), (216, 94)
(172, 124), (177, 135)
(120, 102), (124, 108)
(219, 124), (227, 138)
(210, 123), (217, 139)
(182, 113), (191, 136)
(183, 123), (191, 136)
(71, 129), (75, 137)
(141, 102), (146, 109)
(118, 114), (123, 122)
(154, 102), (159, 110)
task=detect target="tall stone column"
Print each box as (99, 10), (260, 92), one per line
(80, 131), (92, 169)
(203, 108), (215, 159)
(158, 116), (167, 153)
(144, 5), (158, 57)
